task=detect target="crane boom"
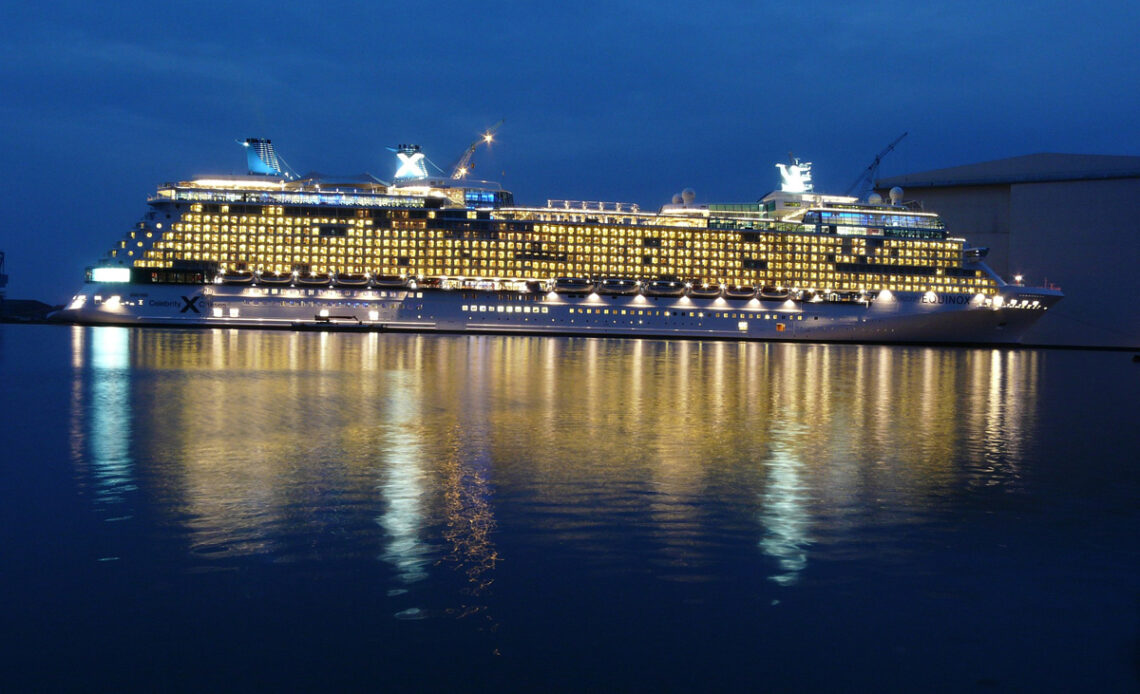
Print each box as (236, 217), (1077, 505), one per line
(450, 119), (504, 179)
(845, 131), (907, 197)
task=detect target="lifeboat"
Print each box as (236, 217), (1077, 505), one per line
(687, 282), (722, 299)
(759, 286), (791, 300)
(297, 273), (332, 287)
(596, 278), (640, 295)
(723, 284), (757, 300)
(643, 280), (686, 297)
(801, 290), (825, 303)
(257, 271), (293, 286)
(525, 280), (550, 294)
(333, 273), (370, 287)
(461, 279), (498, 291)
(372, 275), (408, 288)
(220, 270), (254, 285)
(553, 277), (595, 294)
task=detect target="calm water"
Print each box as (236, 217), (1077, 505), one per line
(1, 324), (1137, 692)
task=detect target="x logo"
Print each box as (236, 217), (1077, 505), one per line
(395, 151), (427, 179)
(180, 295), (203, 313)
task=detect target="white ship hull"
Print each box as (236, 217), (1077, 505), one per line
(59, 282), (1062, 345)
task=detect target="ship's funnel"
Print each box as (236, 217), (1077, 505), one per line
(394, 144), (429, 180)
(244, 138), (283, 176)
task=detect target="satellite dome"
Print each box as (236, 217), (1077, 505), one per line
(889, 187), (904, 204)
(681, 188), (695, 205)
(672, 193), (683, 204)
(868, 192), (883, 204)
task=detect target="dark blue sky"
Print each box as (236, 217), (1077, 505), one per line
(2, 0), (1138, 301)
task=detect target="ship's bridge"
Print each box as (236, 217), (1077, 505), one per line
(389, 177), (513, 209)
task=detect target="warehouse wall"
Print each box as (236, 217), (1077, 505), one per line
(1009, 178), (1140, 347)
(890, 179), (1139, 347)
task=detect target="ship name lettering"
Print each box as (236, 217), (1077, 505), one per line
(147, 296), (206, 312)
(921, 294), (970, 305)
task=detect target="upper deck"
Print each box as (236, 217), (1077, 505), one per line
(150, 173), (514, 211)
(147, 143), (951, 243)
(150, 177), (952, 245)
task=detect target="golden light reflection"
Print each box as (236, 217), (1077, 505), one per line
(438, 425), (499, 619)
(68, 329), (1042, 591)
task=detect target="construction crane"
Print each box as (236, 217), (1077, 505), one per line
(450, 119), (504, 180)
(845, 131), (907, 198)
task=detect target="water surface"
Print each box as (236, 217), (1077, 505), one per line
(1, 325), (1137, 691)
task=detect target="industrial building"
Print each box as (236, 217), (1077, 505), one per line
(878, 154), (1140, 347)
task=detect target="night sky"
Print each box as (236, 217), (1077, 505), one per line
(2, 0), (1138, 302)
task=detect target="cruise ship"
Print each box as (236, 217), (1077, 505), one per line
(58, 137), (1061, 344)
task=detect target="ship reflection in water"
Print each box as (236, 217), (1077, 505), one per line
(67, 327), (1041, 594)
(69, 326), (136, 518)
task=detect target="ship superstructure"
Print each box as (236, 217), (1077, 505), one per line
(60, 139), (1060, 344)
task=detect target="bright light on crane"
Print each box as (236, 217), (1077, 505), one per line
(451, 119), (503, 180)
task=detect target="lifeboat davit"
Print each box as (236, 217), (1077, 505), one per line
(221, 270), (254, 285)
(372, 275), (408, 288)
(257, 271), (293, 286)
(687, 282), (722, 299)
(724, 284), (757, 300)
(644, 280), (686, 297)
(333, 273), (370, 287)
(597, 278), (640, 295)
(553, 277), (595, 294)
(297, 273), (332, 287)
